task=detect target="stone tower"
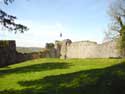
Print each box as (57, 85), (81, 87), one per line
(0, 40), (16, 67)
(60, 39), (72, 59)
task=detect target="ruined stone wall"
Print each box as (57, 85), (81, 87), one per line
(60, 39), (120, 59)
(45, 48), (57, 58)
(0, 40), (16, 67)
(59, 39), (72, 59)
(55, 41), (62, 58)
(0, 39), (121, 67)
(16, 51), (47, 63)
(97, 41), (120, 58)
(0, 40), (50, 67)
(66, 41), (98, 58)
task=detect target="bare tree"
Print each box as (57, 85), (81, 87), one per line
(0, 0), (28, 33)
(107, 0), (125, 57)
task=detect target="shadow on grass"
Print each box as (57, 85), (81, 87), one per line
(1, 62), (125, 94)
(0, 62), (71, 76)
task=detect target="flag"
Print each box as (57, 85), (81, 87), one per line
(60, 33), (62, 37)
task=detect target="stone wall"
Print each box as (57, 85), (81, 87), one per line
(0, 39), (121, 67)
(45, 43), (57, 58)
(0, 41), (54, 67)
(16, 51), (47, 63)
(58, 39), (72, 59)
(55, 40), (62, 58)
(59, 39), (121, 59)
(0, 40), (16, 67)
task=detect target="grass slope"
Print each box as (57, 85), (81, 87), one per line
(0, 58), (125, 94)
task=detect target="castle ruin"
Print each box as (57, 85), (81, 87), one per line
(55, 39), (120, 59)
(0, 39), (121, 67)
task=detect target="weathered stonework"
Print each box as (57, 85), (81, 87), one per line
(59, 39), (72, 59)
(57, 39), (121, 59)
(0, 41), (53, 67)
(0, 39), (121, 67)
(0, 40), (16, 67)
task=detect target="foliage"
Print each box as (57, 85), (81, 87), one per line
(117, 26), (125, 56)
(0, 0), (28, 33)
(108, 0), (125, 32)
(0, 58), (125, 94)
(106, 0), (125, 56)
(45, 43), (55, 49)
(0, 40), (9, 47)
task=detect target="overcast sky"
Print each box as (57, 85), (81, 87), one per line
(0, 0), (113, 47)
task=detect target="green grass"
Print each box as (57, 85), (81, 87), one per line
(0, 58), (125, 94)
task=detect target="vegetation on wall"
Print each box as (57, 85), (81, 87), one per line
(107, 0), (125, 57)
(0, 0), (28, 33)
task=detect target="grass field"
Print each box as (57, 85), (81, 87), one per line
(0, 58), (125, 94)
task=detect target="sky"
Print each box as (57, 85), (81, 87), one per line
(0, 0), (113, 47)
